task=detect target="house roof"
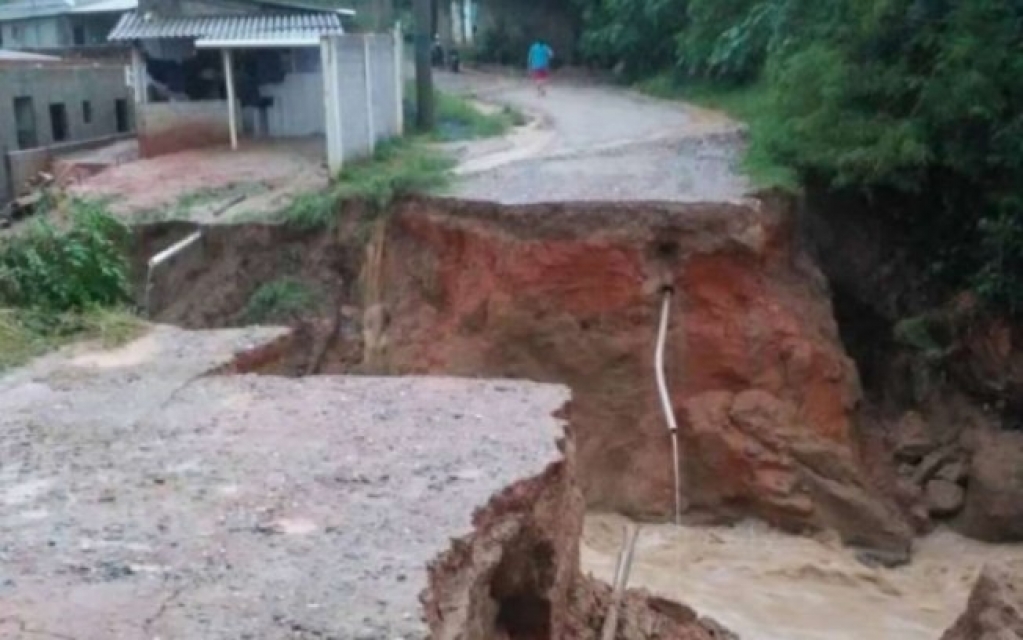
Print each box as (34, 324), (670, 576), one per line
(70, 0), (139, 14)
(0, 0), (137, 21)
(108, 11), (344, 46)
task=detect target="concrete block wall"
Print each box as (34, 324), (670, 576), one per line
(369, 35), (400, 140)
(337, 37), (372, 161)
(0, 62), (132, 204)
(323, 33), (402, 174)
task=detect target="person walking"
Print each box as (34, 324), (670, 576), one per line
(527, 39), (553, 96)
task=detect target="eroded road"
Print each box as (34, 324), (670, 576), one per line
(0, 327), (567, 639)
(436, 71), (748, 203)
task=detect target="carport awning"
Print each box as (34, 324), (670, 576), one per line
(108, 11), (344, 45)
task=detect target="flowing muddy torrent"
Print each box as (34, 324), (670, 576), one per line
(583, 513), (1023, 640)
(137, 195), (1022, 638)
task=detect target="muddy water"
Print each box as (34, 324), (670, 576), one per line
(582, 513), (1023, 639)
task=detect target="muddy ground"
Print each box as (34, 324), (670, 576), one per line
(70, 138), (328, 224)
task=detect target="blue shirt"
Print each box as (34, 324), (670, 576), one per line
(528, 42), (552, 71)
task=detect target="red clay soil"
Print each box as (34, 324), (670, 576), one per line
(363, 196), (911, 554)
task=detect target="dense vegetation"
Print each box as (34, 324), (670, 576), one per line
(0, 200), (141, 370)
(575, 0), (1023, 313)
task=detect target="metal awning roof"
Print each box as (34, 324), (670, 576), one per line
(108, 11), (344, 45)
(70, 0), (138, 14)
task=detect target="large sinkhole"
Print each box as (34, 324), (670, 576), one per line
(128, 195), (1023, 639)
(134, 196), (905, 547)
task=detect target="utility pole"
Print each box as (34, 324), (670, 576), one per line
(413, 0), (434, 130)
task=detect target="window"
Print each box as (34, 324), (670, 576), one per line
(82, 100), (92, 124)
(114, 98), (129, 133)
(73, 25), (85, 46)
(49, 103), (68, 142)
(13, 96), (37, 149)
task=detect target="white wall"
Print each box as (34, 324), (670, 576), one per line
(322, 32), (403, 173)
(261, 53), (325, 137)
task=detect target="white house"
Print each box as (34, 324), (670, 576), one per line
(0, 0), (137, 51)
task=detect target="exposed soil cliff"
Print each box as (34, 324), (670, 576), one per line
(359, 197), (909, 554)
(800, 189), (1023, 542)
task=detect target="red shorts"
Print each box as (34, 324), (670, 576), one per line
(530, 68), (550, 80)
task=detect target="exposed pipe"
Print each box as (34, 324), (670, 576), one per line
(655, 287), (683, 525)
(145, 231), (202, 318)
(601, 523), (640, 640)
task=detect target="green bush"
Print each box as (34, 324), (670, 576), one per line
(241, 278), (318, 324)
(0, 200), (131, 311)
(578, 0), (1023, 314)
(577, 0), (688, 79)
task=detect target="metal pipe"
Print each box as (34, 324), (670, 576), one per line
(655, 288), (683, 525)
(145, 231), (202, 318)
(601, 524), (640, 640)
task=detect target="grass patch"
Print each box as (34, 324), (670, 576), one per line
(0, 306), (143, 371)
(432, 91), (523, 141)
(277, 137), (454, 229)
(279, 191), (336, 230)
(636, 74), (799, 192)
(335, 138), (454, 206)
(241, 278), (319, 324)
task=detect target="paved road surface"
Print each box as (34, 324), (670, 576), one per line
(436, 71), (748, 204)
(0, 326), (567, 639)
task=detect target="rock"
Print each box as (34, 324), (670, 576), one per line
(893, 411), (935, 463)
(911, 446), (957, 486)
(936, 459), (968, 484)
(959, 431), (1023, 541)
(925, 478), (964, 518)
(682, 390), (913, 555)
(855, 548), (911, 569)
(940, 566), (1023, 640)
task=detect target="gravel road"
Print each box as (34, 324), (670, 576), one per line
(436, 71), (749, 204)
(0, 326), (568, 639)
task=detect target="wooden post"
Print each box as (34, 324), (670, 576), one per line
(413, 0), (433, 130)
(222, 48), (238, 150)
(130, 45), (147, 105)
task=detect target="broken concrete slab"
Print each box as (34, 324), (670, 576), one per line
(0, 325), (569, 639)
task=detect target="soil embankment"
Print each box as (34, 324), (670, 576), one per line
(142, 195), (911, 555)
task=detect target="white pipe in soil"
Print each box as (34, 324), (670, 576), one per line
(655, 288), (683, 525)
(601, 523), (640, 640)
(145, 231), (202, 318)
